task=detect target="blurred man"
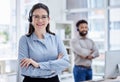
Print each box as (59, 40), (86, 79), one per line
(71, 19), (99, 82)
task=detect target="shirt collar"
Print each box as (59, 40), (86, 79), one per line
(32, 32), (51, 41)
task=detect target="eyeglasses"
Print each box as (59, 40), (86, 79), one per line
(32, 15), (48, 20)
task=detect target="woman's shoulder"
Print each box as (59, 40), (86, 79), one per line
(19, 34), (29, 42)
(20, 34), (28, 39)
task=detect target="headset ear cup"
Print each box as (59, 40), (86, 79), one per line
(28, 16), (32, 22)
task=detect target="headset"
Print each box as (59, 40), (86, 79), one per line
(77, 27), (79, 31)
(28, 9), (32, 22)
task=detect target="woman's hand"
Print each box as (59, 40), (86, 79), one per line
(57, 53), (63, 59)
(20, 58), (39, 68)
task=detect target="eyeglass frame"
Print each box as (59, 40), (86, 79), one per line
(32, 15), (49, 20)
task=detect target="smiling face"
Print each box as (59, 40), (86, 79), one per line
(78, 23), (88, 36)
(31, 8), (50, 33)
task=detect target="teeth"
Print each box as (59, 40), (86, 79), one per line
(38, 24), (42, 25)
(37, 24), (43, 26)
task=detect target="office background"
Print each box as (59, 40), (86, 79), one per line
(0, 0), (120, 82)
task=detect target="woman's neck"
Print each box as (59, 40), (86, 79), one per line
(34, 30), (46, 39)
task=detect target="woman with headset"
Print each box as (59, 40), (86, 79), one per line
(18, 3), (70, 82)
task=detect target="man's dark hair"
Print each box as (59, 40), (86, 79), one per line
(76, 19), (88, 27)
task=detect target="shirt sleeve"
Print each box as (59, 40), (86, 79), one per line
(91, 42), (99, 58)
(70, 38), (91, 57)
(39, 35), (70, 74)
(18, 36), (53, 77)
(18, 36), (29, 60)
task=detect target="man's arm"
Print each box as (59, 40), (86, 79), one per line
(86, 42), (99, 60)
(71, 38), (92, 58)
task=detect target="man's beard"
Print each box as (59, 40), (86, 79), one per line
(79, 31), (88, 36)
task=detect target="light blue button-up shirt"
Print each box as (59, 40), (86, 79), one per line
(18, 32), (70, 78)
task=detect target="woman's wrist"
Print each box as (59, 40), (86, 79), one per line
(31, 59), (39, 68)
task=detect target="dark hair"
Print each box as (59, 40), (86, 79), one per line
(27, 3), (55, 37)
(76, 19), (88, 27)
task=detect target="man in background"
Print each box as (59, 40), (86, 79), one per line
(71, 19), (99, 82)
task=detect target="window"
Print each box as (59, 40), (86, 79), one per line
(67, 0), (88, 9)
(109, 8), (120, 50)
(67, 0), (105, 9)
(88, 0), (105, 8)
(0, 0), (17, 58)
(66, 0), (106, 76)
(109, 0), (120, 6)
(66, 0), (120, 76)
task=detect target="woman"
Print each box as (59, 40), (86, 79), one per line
(18, 3), (70, 82)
